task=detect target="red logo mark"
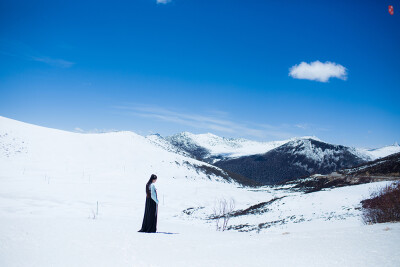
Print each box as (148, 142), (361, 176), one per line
(389, 5), (394, 15)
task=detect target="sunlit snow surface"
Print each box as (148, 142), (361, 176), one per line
(1, 116), (399, 267)
(357, 144), (400, 160)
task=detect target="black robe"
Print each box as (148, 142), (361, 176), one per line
(138, 195), (158, 233)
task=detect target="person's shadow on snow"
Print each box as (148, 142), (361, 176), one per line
(138, 231), (179, 234)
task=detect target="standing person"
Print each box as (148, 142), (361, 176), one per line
(138, 174), (159, 233)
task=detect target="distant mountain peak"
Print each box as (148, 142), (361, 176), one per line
(215, 137), (367, 184)
(357, 142), (400, 160)
(296, 136), (322, 142)
(147, 133), (162, 137)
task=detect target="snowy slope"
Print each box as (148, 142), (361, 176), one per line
(357, 142), (400, 160)
(278, 138), (370, 164)
(340, 152), (400, 176)
(172, 132), (290, 157)
(0, 116), (233, 185)
(1, 116), (399, 266)
(146, 133), (192, 158)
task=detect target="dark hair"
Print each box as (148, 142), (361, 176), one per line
(146, 174), (157, 197)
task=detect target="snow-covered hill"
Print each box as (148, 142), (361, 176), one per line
(1, 116), (399, 266)
(0, 116), (236, 185)
(340, 152), (400, 176)
(145, 133), (192, 158)
(215, 138), (368, 184)
(357, 143), (400, 160)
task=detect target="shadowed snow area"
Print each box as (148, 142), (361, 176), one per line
(1, 116), (399, 266)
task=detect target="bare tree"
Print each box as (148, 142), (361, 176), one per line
(212, 198), (235, 231)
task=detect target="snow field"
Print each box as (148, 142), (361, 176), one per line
(1, 116), (399, 266)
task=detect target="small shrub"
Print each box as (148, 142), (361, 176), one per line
(360, 181), (400, 224)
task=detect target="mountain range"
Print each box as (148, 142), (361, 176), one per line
(1, 116), (399, 186)
(147, 131), (400, 184)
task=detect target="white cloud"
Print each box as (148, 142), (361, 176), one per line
(114, 104), (301, 140)
(0, 39), (75, 68)
(30, 56), (74, 68)
(156, 0), (172, 4)
(295, 123), (309, 130)
(289, 60), (347, 82)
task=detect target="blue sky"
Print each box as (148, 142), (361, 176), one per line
(0, 0), (399, 148)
